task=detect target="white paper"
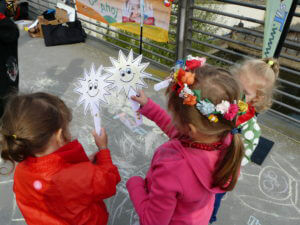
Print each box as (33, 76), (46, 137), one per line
(105, 49), (152, 97)
(74, 64), (112, 134)
(128, 88), (143, 125)
(28, 19), (39, 29)
(154, 78), (172, 91)
(57, 2), (76, 22)
(128, 88), (140, 111)
(91, 104), (101, 135)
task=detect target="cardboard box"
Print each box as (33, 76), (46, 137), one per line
(55, 7), (69, 23)
(28, 7), (69, 39)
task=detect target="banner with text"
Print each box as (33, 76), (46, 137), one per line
(76, 0), (172, 42)
(263, 0), (294, 58)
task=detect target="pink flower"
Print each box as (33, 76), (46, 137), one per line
(224, 104), (238, 121)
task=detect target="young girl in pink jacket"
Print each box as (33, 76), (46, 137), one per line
(126, 64), (245, 225)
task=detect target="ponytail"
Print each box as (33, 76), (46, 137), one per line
(212, 131), (244, 191)
(262, 57), (280, 79)
(0, 92), (72, 174)
(1, 134), (32, 163)
(0, 134), (31, 175)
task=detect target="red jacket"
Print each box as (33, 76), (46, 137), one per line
(13, 140), (121, 225)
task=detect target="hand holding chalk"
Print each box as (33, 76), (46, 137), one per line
(92, 128), (108, 150)
(130, 90), (148, 107)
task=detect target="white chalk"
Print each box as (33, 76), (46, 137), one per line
(154, 79), (172, 91)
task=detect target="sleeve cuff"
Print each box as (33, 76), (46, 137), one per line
(139, 98), (154, 115)
(95, 149), (113, 165)
(126, 176), (145, 191)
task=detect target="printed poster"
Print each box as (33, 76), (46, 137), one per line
(76, 0), (172, 42)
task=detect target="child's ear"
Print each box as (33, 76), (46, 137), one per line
(252, 94), (264, 105)
(55, 128), (65, 147)
(188, 124), (198, 135)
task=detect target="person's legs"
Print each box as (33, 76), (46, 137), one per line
(209, 192), (226, 224)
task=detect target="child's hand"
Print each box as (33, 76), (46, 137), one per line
(131, 90), (148, 107)
(92, 128), (108, 150)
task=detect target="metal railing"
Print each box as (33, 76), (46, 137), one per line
(27, 0), (300, 124)
(185, 0), (300, 124)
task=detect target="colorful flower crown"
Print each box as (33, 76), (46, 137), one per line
(171, 56), (248, 123)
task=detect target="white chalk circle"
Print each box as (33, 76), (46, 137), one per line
(244, 130), (254, 140)
(259, 166), (290, 200)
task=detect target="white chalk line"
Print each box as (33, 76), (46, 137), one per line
(238, 195), (300, 220)
(0, 179), (13, 184)
(258, 166), (291, 201)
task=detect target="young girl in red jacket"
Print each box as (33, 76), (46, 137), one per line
(126, 64), (245, 225)
(0, 92), (121, 225)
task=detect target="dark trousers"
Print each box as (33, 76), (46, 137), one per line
(209, 192), (226, 224)
(0, 16), (19, 117)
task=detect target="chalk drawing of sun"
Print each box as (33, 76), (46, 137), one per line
(105, 49), (151, 97)
(75, 64), (112, 115)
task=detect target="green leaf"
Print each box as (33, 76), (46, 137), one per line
(193, 90), (202, 102)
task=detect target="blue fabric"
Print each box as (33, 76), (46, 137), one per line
(0, 0), (6, 14)
(209, 192), (226, 224)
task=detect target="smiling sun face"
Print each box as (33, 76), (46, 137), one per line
(105, 49), (151, 96)
(119, 66), (135, 83)
(75, 64), (112, 115)
(87, 79), (99, 97)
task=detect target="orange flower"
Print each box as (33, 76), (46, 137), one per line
(177, 68), (186, 83)
(183, 94), (197, 106)
(181, 72), (195, 85)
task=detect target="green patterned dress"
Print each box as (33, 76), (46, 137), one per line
(239, 116), (261, 166)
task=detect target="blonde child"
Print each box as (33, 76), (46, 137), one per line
(233, 57), (279, 166)
(126, 64), (245, 225)
(209, 58), (279, 224)
(0, 92), (121, 225)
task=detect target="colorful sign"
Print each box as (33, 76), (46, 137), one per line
(76, 0), (172, 42)
(263, 0), (295, 58)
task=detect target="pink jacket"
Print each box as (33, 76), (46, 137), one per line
(126, 99), (226, 225)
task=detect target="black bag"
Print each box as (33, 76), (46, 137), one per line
(251, 136), (274, 165)
(42, 20), (86, 47)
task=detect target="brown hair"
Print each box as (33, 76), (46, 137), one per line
(167, 65), (244, 191)
(232, 57), (279, 112)
(0, 92), (72, 170)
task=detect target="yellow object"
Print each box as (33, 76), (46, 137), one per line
(268, 60), (274, 66)
(173, 71), (178, 82)
(238, 100), (248, 113)
(12, 134), (17, 139)
(208, 114), (218, 123)
(24, 27), (29, 32)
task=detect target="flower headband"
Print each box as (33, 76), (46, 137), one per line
(171, 56), (248, 123)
